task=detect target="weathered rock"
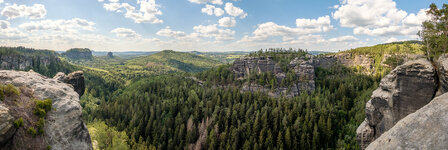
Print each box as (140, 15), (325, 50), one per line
(232, 56), (315, 97)
(356, 58), (437, 149)
(0, 70), (92, 150)
(0, 104), (16, 145)
(366, 93), (448, 150)
(290, 57), (315, 94)
(0, 55), (53, 70)
(53, 71), (85, 97)
(231, 56), (282, 78)
(436, 54), (448, 96)
(314, 53), (374, 73)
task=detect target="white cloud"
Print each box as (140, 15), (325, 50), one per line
(332, 0), (429, 36)
(385, 37), (398, 43)
(193, 24), (235, 41)
(402, 9), (428, 26)
(241, 16), (333, 42)
(296, 16), (333, 32)
(328, 35), (358, 42)
(189, 0), (223, 5)
(218, 17), (236, 27)
(0, 20), (9, 29)
(109, 0), (119, 2)
(19, 18), (95, 32)
(0, 20), (26, 40)
(111, 28), (141, 38)
(0, 0), (3, 4)
(98, 0), (105, 2)
(156, 26), (187, 38)
(1, 4), (47, 20)
(201, 4), (224, 17)
(103, 0), (163, 24)
(224, 3), (247, 19)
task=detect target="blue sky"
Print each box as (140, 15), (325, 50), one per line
(0, 0), (445, 52)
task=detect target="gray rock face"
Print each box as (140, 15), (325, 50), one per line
(436, 54), (448, 96)
(0, 104), (16, 145)
(231, 56), (282, 78)
(53, 71), (85, 97)
(232, 56), (315, 97)
(0, 55), (52, 70)
(0, 70), (92, 150)
(366, 93), (448, 150)
(356, 58), (437, 149)
(314, 53), (374, 73)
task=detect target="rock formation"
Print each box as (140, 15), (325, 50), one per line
(231, 56), (315, 97)
(107, 52), (114, 58)
(0, 70), (92, 150)
(53, 71), (85, 97)
(0, 104), (16, 145)
(436, 54), (448, 96)
(231, 56), (282, 78)
(314, 53), (374, 73)
(0, 55), (54, 70)
(356, 58), (438, 149)
(65, 48), (93, 60)
(366, 92), (448, 149)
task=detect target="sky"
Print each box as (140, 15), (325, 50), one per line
(0, 0), (446, 52)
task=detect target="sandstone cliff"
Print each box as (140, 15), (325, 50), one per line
(356, 58), (437, 149)
(0, 55), (55, 70)
(231, 56), (315, 97)
(365, 92), (448, 149)
(0, 70), (92, 150)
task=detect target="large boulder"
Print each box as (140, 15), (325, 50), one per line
(0, 70), (92, 150)
(0, 104), (16, 145)
(366, 92), (448, 149)
(356, 58), (437, 149)
(53, 71), (85, 97)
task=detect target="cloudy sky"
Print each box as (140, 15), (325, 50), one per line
(0, 0), (445, 52)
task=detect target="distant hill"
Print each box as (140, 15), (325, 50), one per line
(127, 50), (223, 72)
(65, 48), (93, 60)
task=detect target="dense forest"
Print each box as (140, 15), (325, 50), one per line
(96, 63), (380, 149)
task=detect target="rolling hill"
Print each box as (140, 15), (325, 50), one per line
(126, 50), (223, 72)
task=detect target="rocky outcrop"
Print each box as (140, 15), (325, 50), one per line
(366, 92), (448, 149)
(436, 54), (448, 96)
(65, 48), (93, 60)
(0, 104), (16, 145)
(0, 70), (92, 150)
(231, 56), (282, 78)
(107, 52), (114, 58)
(314, 53), (374, 72)
(0, 55), (53, 70)
(231, 56), (315, 97)
(356, 58), (437, 149)
(54, 71), (85, 97)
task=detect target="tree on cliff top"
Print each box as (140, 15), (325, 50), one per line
(419, 3), (448, 61)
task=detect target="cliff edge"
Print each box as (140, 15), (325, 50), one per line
(0, 70), (92, 150)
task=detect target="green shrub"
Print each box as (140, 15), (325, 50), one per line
(46, 145), (51, 150)
(37, 118), (45, 135)
(0, 89), (3, 101)
(28, 127), (37, 137)
(33, 99), (52, 117)
(3, 84), (20, 96)
(13, 117), (24, 128)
